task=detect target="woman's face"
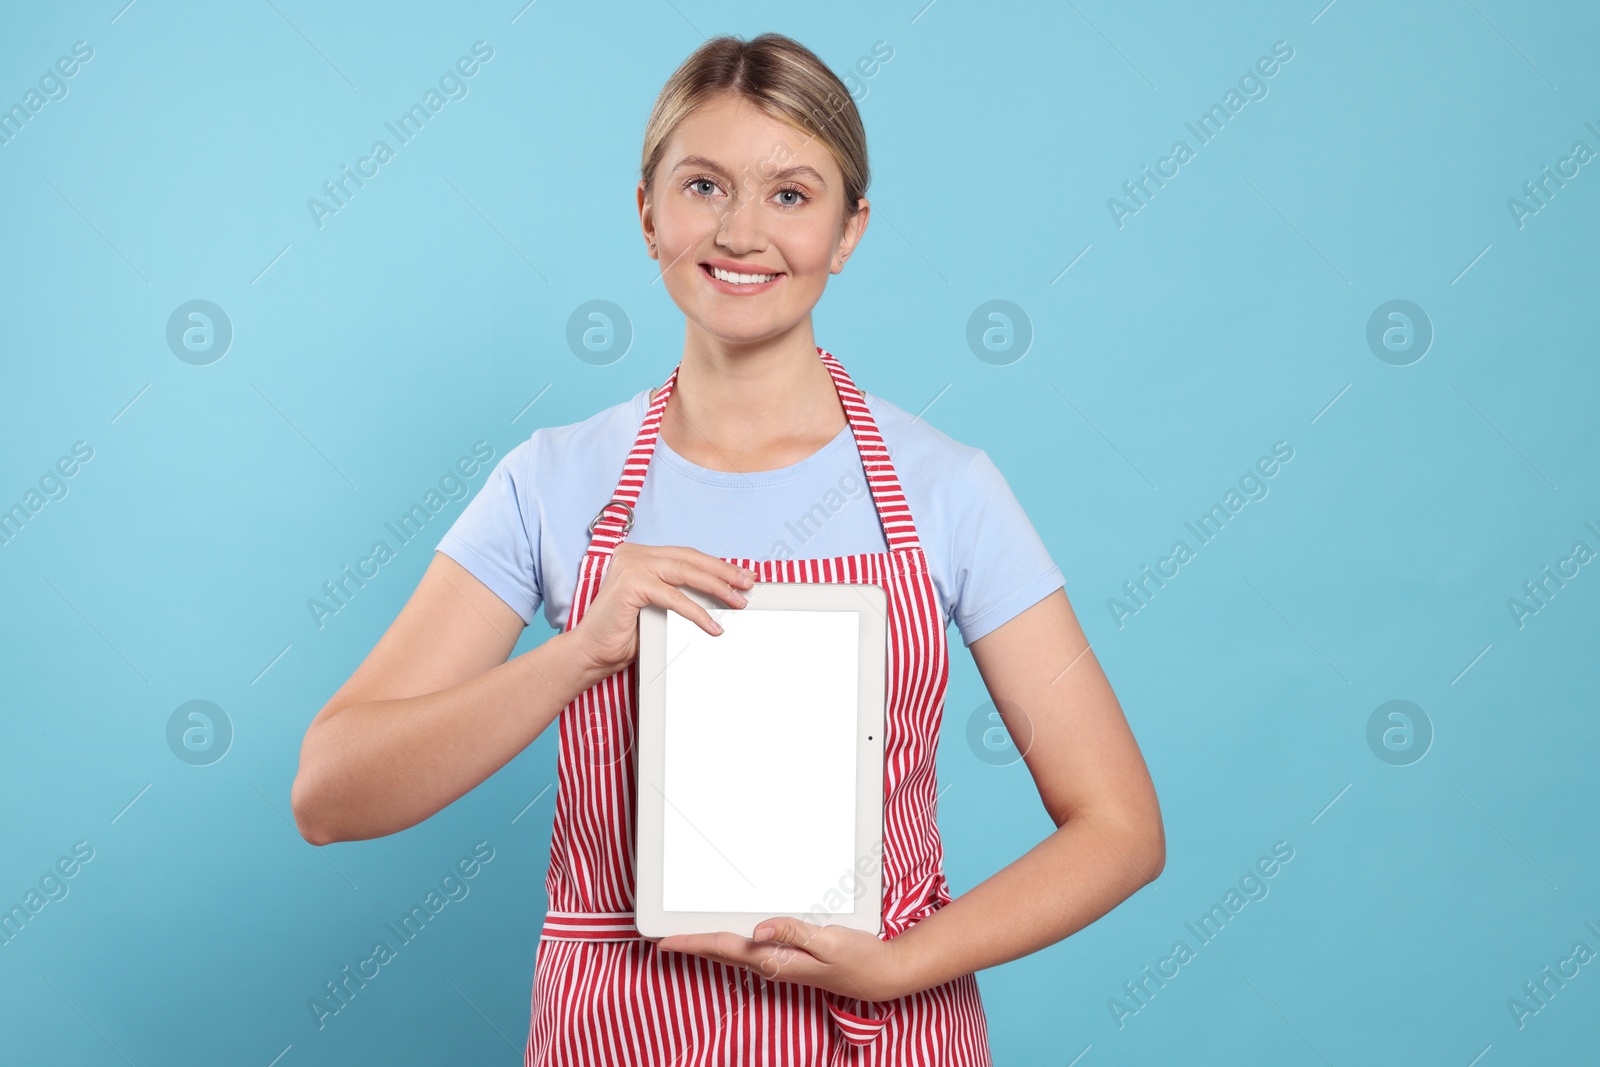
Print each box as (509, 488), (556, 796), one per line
(639, 92), (867, 346)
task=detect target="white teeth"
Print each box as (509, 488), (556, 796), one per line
(709, 266), (777, 285)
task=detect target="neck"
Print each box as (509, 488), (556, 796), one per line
(657, 321), (847, 473)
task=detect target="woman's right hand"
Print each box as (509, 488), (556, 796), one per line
(567, 543), (757, 679)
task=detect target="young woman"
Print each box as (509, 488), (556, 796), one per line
(292, 33), (1164, 1066)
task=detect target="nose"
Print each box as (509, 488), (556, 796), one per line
(714, 178), (767, 254)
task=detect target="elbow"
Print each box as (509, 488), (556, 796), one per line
(292, 713), (355, 847)
(1120, 785), (1166, 884)
(1143, 832), (1166, 882)
(1051, 791), (1166, 881)
(290, 776), (326, 846)
(1138, 811), (1167, 883)
(291, 766), (339, 847)
(1078, 803), (1164, 886)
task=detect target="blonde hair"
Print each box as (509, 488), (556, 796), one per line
(640, 33), (869, 220)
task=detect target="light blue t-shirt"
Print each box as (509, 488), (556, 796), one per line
(435, 386), (1065, 648)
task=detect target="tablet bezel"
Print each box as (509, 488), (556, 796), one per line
(634, 580), (887, 941)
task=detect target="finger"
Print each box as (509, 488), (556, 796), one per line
(658, 931), (751, 959)
(696, 551), (757, 589)
(646, 546), (757, 592)
(671, 556), (756, 608)
(657, 939), (823, 988)
(659, 583), (728, 636)
(754, 918), (828, 954)
(659, 558), (751, 614)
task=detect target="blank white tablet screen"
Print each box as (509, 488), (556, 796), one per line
(661, 607), (859, 913)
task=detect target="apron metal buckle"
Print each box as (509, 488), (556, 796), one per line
(588, 498), (635, 536)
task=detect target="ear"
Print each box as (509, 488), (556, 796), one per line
(832, 199), (869, 273)
(638, 179), (657, 258)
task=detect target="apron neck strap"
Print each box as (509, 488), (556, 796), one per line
(585, 346), (922, 555)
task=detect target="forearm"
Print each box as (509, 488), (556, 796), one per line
(292, 631), (604, 844)
(889, 811), (1162, 997)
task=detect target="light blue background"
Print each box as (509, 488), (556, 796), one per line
(2, 1), (1597, 1064)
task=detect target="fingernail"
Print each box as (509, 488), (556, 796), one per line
(712, 621), (724, 635)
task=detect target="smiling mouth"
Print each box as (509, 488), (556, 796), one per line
(701, 263), (783, 285)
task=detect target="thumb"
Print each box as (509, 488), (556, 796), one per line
(752, 918), (798, 943)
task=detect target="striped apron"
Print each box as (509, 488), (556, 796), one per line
(525, 347), (993, 1066)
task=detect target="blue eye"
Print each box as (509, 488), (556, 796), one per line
(683, 175), (811, 210)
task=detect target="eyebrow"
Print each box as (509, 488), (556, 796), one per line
(669, 154), (828, 189)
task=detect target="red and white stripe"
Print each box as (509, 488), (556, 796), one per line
(526, 348), (992, 1065)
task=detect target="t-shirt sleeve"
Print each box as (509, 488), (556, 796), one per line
(434, 438), (541, 626)
(948, 450), (1066, 647)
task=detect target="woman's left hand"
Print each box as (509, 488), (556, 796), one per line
(654, 917), (910, 1003)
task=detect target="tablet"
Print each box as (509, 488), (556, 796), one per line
(635, 580), (888, 941)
